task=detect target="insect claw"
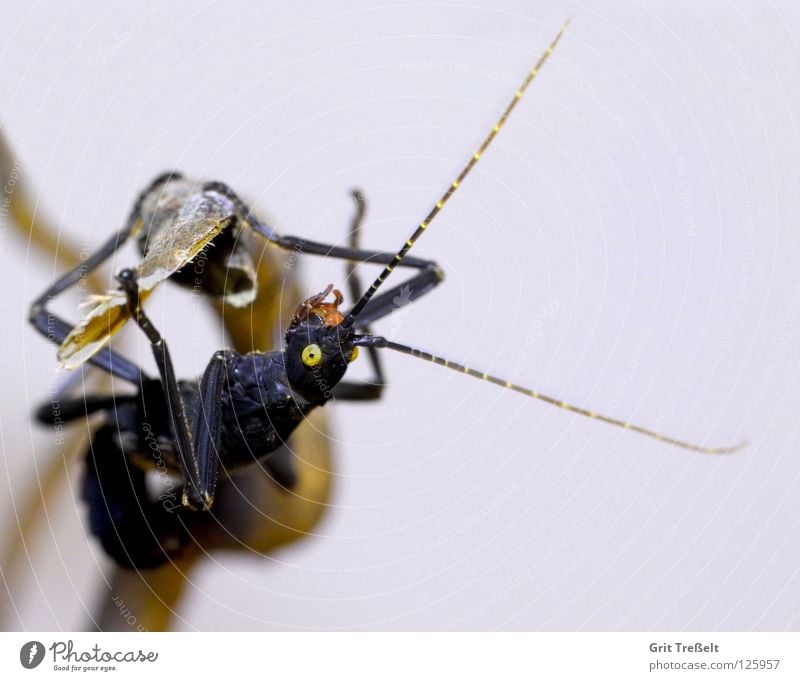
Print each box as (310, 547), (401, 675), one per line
(181, 486), (215, 512)
(115, 267), (136, 285)
(182, 490), (200, 511)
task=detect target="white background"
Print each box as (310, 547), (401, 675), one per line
(1, 0), (799, 630)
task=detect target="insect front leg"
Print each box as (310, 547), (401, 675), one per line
(332, 191), (445, 401)
(343, 267), (444, 327)
(116, 268), (227, 511)
(330, 264), (443, 401)
(28, 223), (145, 385)
(201, 180), (438, 272)
(28, 172), (181, 386)
(202, 182), (447, 400)
(331, 190), (385, 401)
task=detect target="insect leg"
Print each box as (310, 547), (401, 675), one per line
(29, 172), (182, 385)
(258, 447), (299, 489)
(35, 393), (134, 425)
(187, 350), (231, 509)
(205, 182), (446, 324)
(331, 190), (385, 401)
(204, 181), (447, 395)
(116, 268), (225, 511)
(342, 267), (444, 327)
(28, 224), (147, 385)
(327, 190), (445, 401)
(333, 252), (454, 402)
(330, 266), (443, 401)
(202, 180), (437, 271)
(83, 424), (186, 569)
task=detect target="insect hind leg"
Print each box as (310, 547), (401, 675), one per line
(35, 393), (134, 425)
(338, 190), (385, 398)
(82, 424), (187, 569)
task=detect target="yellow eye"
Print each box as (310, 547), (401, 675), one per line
(349, 347), (359, 362)
(301, 344), (323, 367)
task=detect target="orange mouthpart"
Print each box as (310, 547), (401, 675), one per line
(310, 303), (345, 327)
(292, 284), (345, 327)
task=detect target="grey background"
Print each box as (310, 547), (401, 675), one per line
(1, 0), (799, 630)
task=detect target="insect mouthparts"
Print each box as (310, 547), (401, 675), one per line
(291, 284), (346, 327)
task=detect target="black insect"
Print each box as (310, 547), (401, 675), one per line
(30, 22), (740, 569)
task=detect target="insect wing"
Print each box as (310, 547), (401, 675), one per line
(136, 200), (234, 291)
(57, 210), (232, 369)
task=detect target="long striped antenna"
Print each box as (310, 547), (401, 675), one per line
(342, 19), (571, 327)
(354, 336), (744, 454)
